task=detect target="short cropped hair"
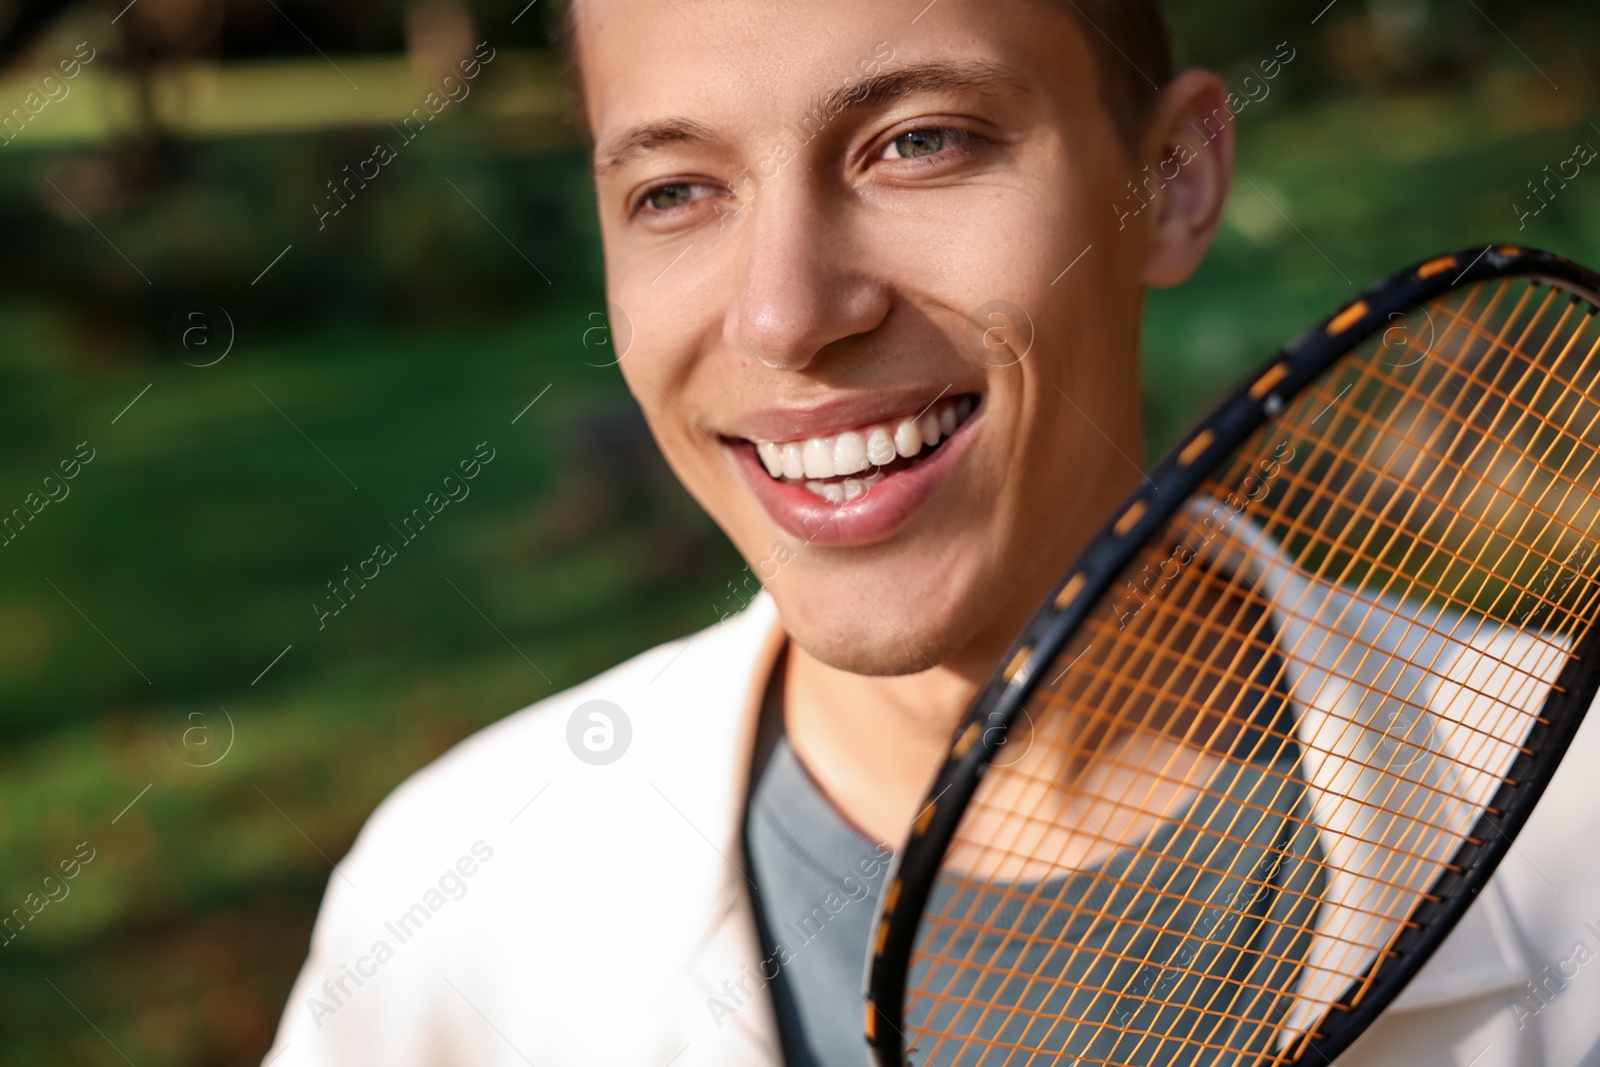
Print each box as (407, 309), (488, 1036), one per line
(555, 0), (1172, 152)
(1067, 0), (1173, 147)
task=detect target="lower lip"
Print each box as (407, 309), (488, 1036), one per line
(729, 413), (980, 548)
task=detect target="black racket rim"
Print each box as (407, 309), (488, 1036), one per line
(867, 245), (1600, 1065)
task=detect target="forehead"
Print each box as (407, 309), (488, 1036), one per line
(574, 0), (1092, 156)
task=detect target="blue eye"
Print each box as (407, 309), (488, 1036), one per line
(887, 129), (949, 160)
(639, 182), (715, 215)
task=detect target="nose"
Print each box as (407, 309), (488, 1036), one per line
(722, 178), (891, 372)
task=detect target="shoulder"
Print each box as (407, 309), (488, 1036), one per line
(346, 591), (779, 890)
(267, 595), (782, 1063)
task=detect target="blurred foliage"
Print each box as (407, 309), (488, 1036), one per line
(0, 0), (1596, 1063)
(1144, 68), (1600, 453)
(0, 310), (739, 1063)
(0, 122), (598, 354)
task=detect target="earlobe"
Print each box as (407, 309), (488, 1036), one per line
(1138, 69), (1236, 289)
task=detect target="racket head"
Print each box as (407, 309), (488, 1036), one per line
(867, 246), (1600, 1066)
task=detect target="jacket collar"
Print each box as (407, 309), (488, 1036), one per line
(678, 595), (788, 1061)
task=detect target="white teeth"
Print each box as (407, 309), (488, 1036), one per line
(894, 418), (923, 458)
(755, 397), (978, 486)
(832, 431), (869, 476)
(757, 441), (783, 478)
(802, 438), (832, 479)
(780, 443), (805, 479)
(802, 476), (875, 504)
(866, 427), (897, 466)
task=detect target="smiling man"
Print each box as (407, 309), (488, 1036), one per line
(265, 2), (1594, 1066)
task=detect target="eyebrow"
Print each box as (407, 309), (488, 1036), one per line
(594, 59), (1032, 176)
(817, 59), (1030, 123)
(595, 117), (720, 175)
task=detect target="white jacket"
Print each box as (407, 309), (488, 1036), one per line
(266, 593), (1600, 1066)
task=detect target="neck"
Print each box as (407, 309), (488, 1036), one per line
(777, 447), (1144, 848)
(783, 640), (981, 847)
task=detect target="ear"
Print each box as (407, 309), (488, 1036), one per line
(1138, 69), (1236, 289)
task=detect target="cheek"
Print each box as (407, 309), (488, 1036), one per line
(936, 148), (1126, 374)
(605, 229), (733, 361)
(1008, 270), (1143, 527)
(947, 186), (1071, 314)
(619, 347), (743, 520)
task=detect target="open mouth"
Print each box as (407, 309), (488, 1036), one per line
(744, 395), (977, 504)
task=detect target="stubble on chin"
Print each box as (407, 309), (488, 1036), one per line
(777, 582), (1008, 680)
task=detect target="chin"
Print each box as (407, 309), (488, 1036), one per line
(769, 562), (1004, 678)
(791, 625), (945, 677)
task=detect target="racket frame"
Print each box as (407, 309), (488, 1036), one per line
(867, 246), (1600, 1066)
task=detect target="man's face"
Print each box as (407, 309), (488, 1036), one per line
(582, 0), (1157, 677)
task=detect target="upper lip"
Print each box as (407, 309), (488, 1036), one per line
(716, 385), (973, 444)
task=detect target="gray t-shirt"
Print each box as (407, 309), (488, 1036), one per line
(746, 737), (892, 1067)
(745, 642), (1318, 1066)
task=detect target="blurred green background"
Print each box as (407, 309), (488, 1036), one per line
(0, 0), (1595, 1062)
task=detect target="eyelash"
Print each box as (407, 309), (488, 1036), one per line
(629, 125), (984, 220)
